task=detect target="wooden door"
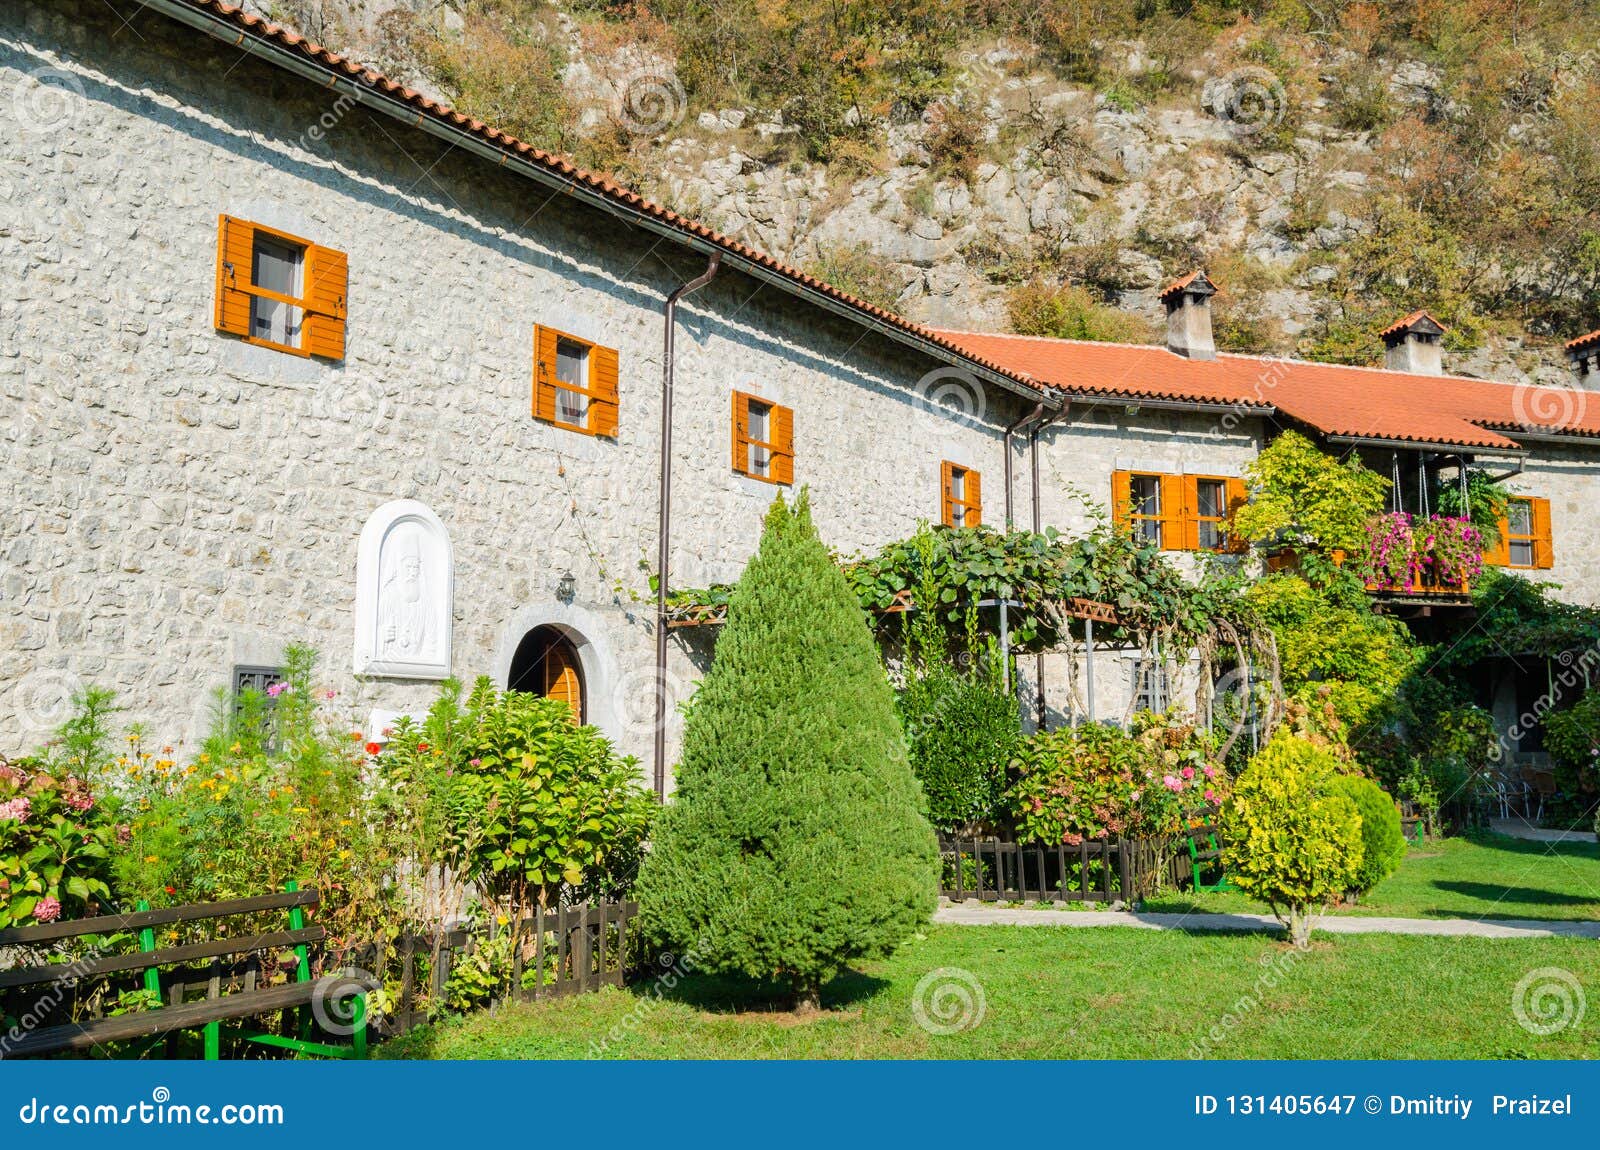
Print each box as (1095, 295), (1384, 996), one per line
(542, 639), (582, 724)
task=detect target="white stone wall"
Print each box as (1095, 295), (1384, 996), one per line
(0, 2), (1032, 766)
(1504, 446), (1600, 602)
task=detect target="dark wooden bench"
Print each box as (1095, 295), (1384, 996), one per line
(0, 884), (375, 1060)
(1185, 818), (1234, 894)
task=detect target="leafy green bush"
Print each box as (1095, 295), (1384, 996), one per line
(1542, 689), (1600, 810)
(1222, 731), (1363, 945)
(1006, 280), (1152, 344)
(637, 492), (937, 1010)
(0, 756), (115, 928)
(1328, 775), (1405, 895)
(1249, 573), (1418, 736)
(900, 655), (1018, 832)
(381, 677), (656, 913)
(1233, 430), (1390, 553)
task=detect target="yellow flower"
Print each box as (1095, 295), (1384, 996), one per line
(496, 914), (509, 926)
(199, 754), (211, 764)
(229, 743), (241, 754)
(338, 850), (351, 860)
(144, 855), (159, 863)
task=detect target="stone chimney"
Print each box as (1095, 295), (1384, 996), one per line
(1161, 270), (1217, 360)
(1566, 328), (1600, 386)
(1381, 310), (1447, 375)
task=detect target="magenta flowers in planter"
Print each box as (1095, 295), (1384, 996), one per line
(1360, 513), (1484, 590)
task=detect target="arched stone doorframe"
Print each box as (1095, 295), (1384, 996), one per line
(491, 603), (621, 747)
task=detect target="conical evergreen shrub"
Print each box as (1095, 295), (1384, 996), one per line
(637, 491), (938, 1008)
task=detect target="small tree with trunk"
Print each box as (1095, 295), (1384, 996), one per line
(637, 491), (938, 1010)
(1223, 730), (1363, 946)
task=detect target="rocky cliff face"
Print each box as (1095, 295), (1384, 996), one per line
(254, 1), (1582, 386)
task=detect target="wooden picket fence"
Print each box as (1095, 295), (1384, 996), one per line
(384, 899), (636, 1033)
(939, 835), (1185, 904)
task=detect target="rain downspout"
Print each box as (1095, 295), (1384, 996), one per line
(654, 253), (721, 799)
(1029, 405), (1065, 730)
(1004, 402), (1048, 527)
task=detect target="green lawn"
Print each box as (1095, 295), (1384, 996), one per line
(379, 924), (1600, 1060)
(1147, 831), (1600, 922)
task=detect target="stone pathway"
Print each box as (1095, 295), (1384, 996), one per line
(1488, 817), (1598, 844)
(934, 903), (1600, 939)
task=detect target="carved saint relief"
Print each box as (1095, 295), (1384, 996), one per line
(355, 501), (452, 679)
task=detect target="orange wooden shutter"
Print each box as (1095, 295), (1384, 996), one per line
(1531, 497), (1554, 569)
(1175, 477), (1201, 551)
(940, 461), (956, 526)
(1111, 470), (1131, 528)
(1225, 477), (1249, 553)
(731, 391), (750, 475)
(770, 403), (795, 485)
(1159, 474), (1185, 551)
(214, 214), (254, 337)
(967, 468), (982, 526)
(590, 344), (620, 437)
(302, 243), (348, 360)
(533, 326), (559, 422)
(1483, 514), (1511, 567)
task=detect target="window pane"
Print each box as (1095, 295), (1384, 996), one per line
(1508, 501), (1533, 536)
(1131, 475), (1160, 516)
(250, 235), (302, 347)
(1510, 540), (1535, 567)
(1196, 480), (1223, 519)
(1138, 518), (1161, 544)
(950, 468), (966, 505)
(748, 401), (771, 476)
(554, 339), (589, 426)
(1198, 522), (1223, 551)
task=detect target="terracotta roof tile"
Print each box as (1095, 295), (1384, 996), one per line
(1378, 309), (1449, 339)
(1565, 328), (1600, 352)
(931, 329), (1600, 452)
(171, 1), (1042, 394)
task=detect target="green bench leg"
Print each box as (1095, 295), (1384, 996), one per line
(350, 994), (368, 1060)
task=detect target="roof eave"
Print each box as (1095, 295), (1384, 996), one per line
(151, 0), (1060, 408)
(1323, 432), (1528, 458)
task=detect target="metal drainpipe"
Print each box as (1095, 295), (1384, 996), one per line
(1029, 406), (1065, 730)
(653, 253), (721, 800)
(1004, 403), (1048, 527)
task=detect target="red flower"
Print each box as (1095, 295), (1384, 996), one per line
(365, 742), (382, 757)
(164, 886), (176, 895)
(418, 742), (430, 752)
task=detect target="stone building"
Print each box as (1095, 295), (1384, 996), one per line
(6, 0), (1600, 787)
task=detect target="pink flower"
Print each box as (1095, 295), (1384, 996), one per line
(469, 758), (482, 768)
(323, 689), (338, 700)
(0, 797), (31, 822)
(1204, 789), (1216, 803)
(1180, 766), (1195, 780)
(64, 792), (94, 814)
(1130, 790), (1142, 802)
(1162, 774), (1183, 793)
(265, 682), (291, 698)
(33, 896), (61, 923)
(1203, 765), (1216, 780)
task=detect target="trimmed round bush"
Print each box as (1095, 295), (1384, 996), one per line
(1223, 731), (1363, 945)
(900, 661), (1018, 832)
(636, 492), (938, 1010)
(1329, 774), (1406, 895)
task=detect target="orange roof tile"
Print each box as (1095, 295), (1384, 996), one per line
(932, 329), (1600, 452)
(1565, 328), (1600, 353)
(165, 1), (1047, 398)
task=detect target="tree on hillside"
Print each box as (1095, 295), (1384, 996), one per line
(637, 490), (938, 1011)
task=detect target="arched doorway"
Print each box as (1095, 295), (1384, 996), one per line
(508, 625), (585, 724)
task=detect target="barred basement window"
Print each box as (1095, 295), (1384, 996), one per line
(1132, 659), (1170, 714)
